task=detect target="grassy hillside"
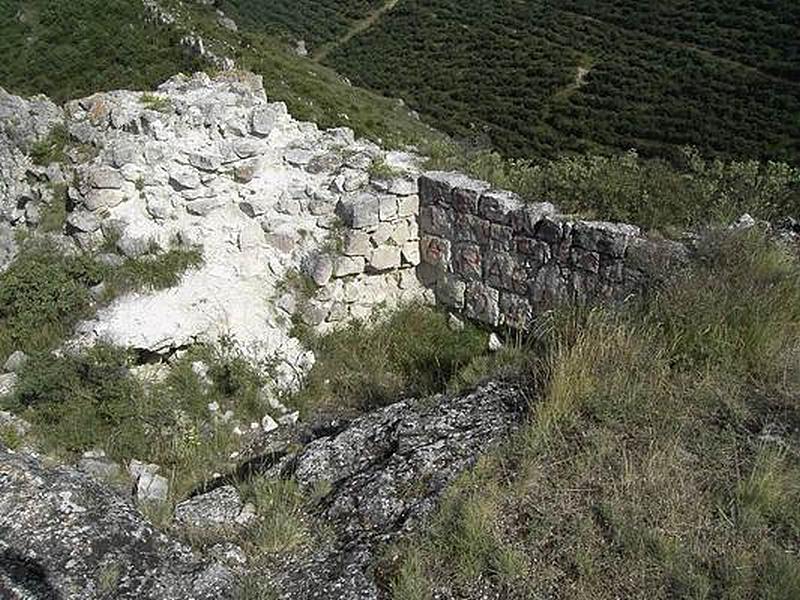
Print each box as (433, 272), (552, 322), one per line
(0, 0), (204, 102)
(218, 0), (386, 48)
(0, 0), (443, 149)
(299, 0), (800, 164)
(388, 230), (800, 600)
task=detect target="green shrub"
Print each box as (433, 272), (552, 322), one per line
(9, 344), (146, 457)
(291, 305), (489, 414)
(0, 240), (103, 361)
(4, 339), (271, 498)
(0, 240), (203, 363)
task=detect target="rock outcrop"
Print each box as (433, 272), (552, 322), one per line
(0, 445), (235, 599)
(256, 381), (527, 599)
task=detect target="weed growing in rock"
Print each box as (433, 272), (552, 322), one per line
(102, 246), (203, 300)
(243, 478), (310, 554)
(139, 93), (172, 113)
(0, 424), (22, 450)
(29, 123), (70, 165)
(38, 183), (69, 233)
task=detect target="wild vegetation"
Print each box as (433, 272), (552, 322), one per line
(323, 0), (800, 163)
(218, 0), (386, 48)
(387, 229), (800, 599)
(428, 144), (800, 231)
(0, 0), (203, 102)
(0, 238), (201, 363)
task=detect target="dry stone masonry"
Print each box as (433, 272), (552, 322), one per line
(416, 171), (688, 329)
(0, 71), (429, 391)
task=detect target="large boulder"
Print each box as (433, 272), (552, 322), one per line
(256, 381), (526, 599)
(0, 445), (235, 599)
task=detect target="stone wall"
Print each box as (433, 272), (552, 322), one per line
(416, 171), (687, 329)
(297, 167), (429, 331)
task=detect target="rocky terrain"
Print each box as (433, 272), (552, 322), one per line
(1, 70), (427, 387)
(0, 69), (529, 599)
(2, 62), (798, 599)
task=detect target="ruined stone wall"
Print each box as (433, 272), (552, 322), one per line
(416, 171), (687, 329)
(299, 168), (428, 331)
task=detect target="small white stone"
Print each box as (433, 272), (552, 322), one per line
(278, 412), (299, 426)
(208, 401), (220, 413)
(261, 414), (279, 433)
(488, 333), (504, 352)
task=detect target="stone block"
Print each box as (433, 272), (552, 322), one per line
(186, 196), (226, 216)
(397, 194), (419, 217)
(452, 185), (481, 214)
(490, 223), (513, 245)
(344, 231), (372, 257)
(168, 165), (201, 190)
(453, 212), (485, 244)
(66, 211), (101, 233)
(309, 255), (334, 287)
(420, 235), (451, 269)
(187, 152), (222, 172)
(484, 250), (528, 293)
(379, 196), (399, 221)
(517, 237), (551, 265)
(88, 167), (125, 189)
(452, 242), (482, 281)
(572, 221), (640, 257)
(464, 282), (500, 326)
(419, 205), (454, 238)
(435, 274), (466, 309)
(418, 172), (453, 206)
(390, 220), (411, 245)
(137, 472), (168, 505)
(478, 189), (523, 224)
(511, 203), (558, 236)
(336, 193), (379, 229)
(368, 246), (402, 272)
(84, 188), (126, 211)
(533, 217), (563, 244)
(334, 256), (366, 277)
(175, 485), (243, 528)
(371, 222), (394, 246)
(569, 270), (600, 304)
(571, 248), (601, 274)
(499, 293), (533, 329)
(530, 264), (568, 306)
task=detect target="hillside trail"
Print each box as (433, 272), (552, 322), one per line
(313, 0), (399, 63)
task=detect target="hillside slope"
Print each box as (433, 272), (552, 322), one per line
(0, 0), (443, 149)
(229, 0), (800, 164)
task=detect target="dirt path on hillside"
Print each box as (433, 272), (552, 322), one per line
(313, 0), (399, 63)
